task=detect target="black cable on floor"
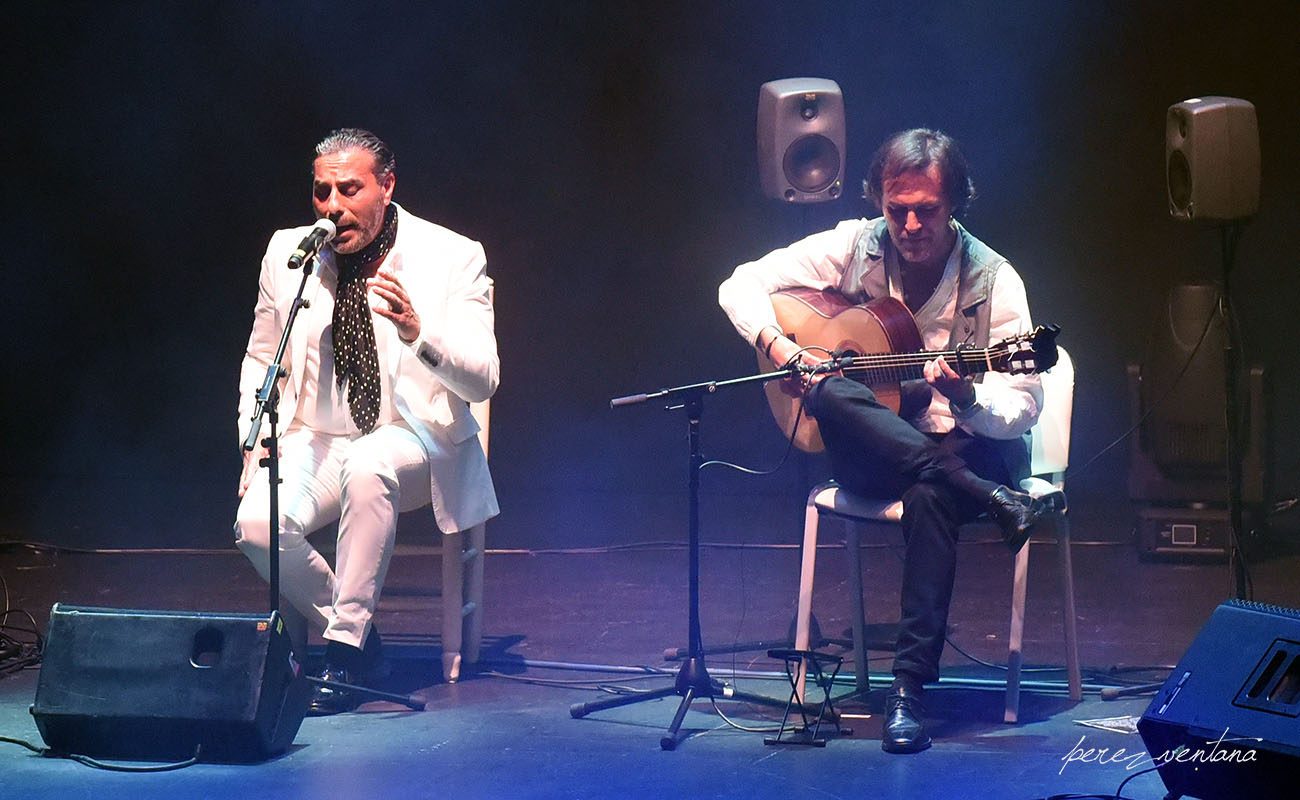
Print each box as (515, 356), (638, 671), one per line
(1028, 762), (1161, 800)
(1, 572), (45, 676)
(0, 736), (199, 772)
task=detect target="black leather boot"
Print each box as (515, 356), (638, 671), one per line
(987, 486), (1047, 554)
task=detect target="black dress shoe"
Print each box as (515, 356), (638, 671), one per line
(309, 628), (391, 716)
(882, 685), (931, 754)
(307, 666), (360, 716)
(987, 486), (1048, 554)
(323, 628), (389, 678)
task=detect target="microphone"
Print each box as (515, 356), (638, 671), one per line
(287, 219), (337, 269)
(809, 355), (854, 374)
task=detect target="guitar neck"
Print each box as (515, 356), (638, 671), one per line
(840, 347), (1002, 384)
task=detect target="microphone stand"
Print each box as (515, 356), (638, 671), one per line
(242, 255), (419, 711)
(569, 366), (823, 749)
(243, 258), (318, 616)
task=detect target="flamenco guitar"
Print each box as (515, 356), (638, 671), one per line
(758, 288), (1060, 453)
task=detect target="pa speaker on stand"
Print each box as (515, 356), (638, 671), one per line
(1166, 96), (1259, 224)
(757, 78), (845, 203)
(1164, 95), (1261, 599)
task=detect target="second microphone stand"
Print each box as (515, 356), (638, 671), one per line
(569, 369), (817, 749)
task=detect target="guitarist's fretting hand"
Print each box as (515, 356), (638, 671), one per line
(924, 356), (976, 409)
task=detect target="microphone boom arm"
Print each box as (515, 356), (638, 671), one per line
(609, 365), (802, 409)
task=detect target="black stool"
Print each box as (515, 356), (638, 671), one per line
(764, 648), (850, 746)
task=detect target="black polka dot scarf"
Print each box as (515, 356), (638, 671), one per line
(331, 203), (398, 434)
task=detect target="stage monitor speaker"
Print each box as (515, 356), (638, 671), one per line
(1166, 96), (1260, 223)
(30, 604), (310, 763)
(757, 78), (844, 203)
(1138, 599), (1300, 800)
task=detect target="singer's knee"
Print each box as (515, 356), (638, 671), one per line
(234, 502), (266, 551)
(234, 507), (307, 555)
(340, 451), (400, 508)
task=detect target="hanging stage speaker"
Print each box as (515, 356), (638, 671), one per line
(30, 604), (311, 763)
(1137, 599), (1300, 800)
(757, 78), (845, 203)
(1166, 96), (1260, 223)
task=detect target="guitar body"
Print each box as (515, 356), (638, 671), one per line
(759, 288), (923, 453)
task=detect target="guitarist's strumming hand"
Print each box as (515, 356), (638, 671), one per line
(758, 327), (834, 392)
(924, 356), (976, 410)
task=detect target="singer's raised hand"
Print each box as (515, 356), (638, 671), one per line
(368, 268), (421, 342)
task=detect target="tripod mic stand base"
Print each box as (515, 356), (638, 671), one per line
(305, 675), (426, 711)
(568, 655), (813, 750)
(673, 656), (714, 693)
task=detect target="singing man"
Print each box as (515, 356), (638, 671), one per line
(234, 128), (498, 714)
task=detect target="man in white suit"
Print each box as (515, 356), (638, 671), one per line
(234, 128), (498, 714)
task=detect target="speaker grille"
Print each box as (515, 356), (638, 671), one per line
(783, 133), (841, 194)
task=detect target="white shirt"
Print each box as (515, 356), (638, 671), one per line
(293, 259), (399, 436)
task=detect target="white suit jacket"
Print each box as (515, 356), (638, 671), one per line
(237, 204), (499, 532)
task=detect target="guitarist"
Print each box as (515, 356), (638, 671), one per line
(719, 129), (1047, 754)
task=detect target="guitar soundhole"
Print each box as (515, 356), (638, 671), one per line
(836, 341), (861, 360)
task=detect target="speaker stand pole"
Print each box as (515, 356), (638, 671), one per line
(1219, 222), (1248, 600)
(571, 372), (812, 750)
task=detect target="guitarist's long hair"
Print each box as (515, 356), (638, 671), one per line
(862, 128), (977, 218)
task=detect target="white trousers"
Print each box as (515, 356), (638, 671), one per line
(234, 423), (431, 649)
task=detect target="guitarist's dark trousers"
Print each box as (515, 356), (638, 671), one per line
(807, 375), (1030, 685)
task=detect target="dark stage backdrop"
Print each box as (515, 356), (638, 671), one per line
(3, 1), (1297, 552)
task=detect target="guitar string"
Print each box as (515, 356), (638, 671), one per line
(837, 344), (1015, 367)
(837, 345), (1024, 378)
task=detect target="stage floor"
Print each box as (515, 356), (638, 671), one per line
(3, 527), (1298, 799)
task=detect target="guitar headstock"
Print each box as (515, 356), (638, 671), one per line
(993, 324), (1060, 374)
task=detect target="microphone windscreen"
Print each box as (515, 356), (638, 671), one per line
(313, 218), (337, 241)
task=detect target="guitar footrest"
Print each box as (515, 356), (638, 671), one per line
(764, 648), (851, 746)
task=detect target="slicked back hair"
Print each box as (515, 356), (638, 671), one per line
(314, 128), (396, 180)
